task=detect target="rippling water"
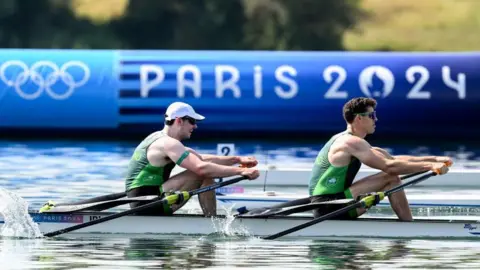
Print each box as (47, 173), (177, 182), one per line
(2, 235), (480, 269)
(1, 139), (480, 269)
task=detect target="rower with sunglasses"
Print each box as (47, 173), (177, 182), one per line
(124, 101), (260, 217)
(308, 97), (452, 221)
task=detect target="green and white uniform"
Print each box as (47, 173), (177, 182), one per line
(125, 131), (190, 215)
(308, 131), (362, 219)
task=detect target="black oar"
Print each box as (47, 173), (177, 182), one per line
(263, 171), (438, 240)
(238, 199), (355, 218)
(55, 192), (127, 206)
(40, 195), (159, 213)
(43, 175), (248, 238)
(236, 196), (311, 216)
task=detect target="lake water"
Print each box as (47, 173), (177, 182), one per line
(3, 235), (480, 270)
(1, 139), (480, 269)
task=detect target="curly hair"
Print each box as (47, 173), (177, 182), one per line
(343, 97), (377, 123)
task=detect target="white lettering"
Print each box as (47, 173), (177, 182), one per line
(215, 65), (241, 98)
(177, 65), (201, 98)
(323, 65), (348, 98)
(140, 65), (165, 98)
(406, 66), (430, 99)
(275, 65), (298, 99)
(254, 65), (262, 98)
(442, 66), (466, 99)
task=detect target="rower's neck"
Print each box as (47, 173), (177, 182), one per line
(346, 124), (367, 139)
(162, 126), (182, 140)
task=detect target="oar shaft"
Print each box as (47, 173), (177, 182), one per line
(262, 201), (363, 240)
(190, 177), (243, 196)
(44, 176), (247, 237)
(386, 172), (436, 196)
(43, 198), (162, 237)
(56, 192), (126, 207)
(400, 170), (427, 180)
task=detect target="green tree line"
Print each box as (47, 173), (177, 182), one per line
(0, 0), (365, 50)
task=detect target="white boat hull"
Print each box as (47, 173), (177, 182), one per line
(216, 192), (480, 210)
(2, 212), (480, 239)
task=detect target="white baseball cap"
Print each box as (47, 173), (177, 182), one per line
(165, 102), (205, 121)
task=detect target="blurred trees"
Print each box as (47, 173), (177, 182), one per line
(0, 0), (365, 50)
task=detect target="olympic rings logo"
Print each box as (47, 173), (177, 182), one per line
(0, 60), (90, 100)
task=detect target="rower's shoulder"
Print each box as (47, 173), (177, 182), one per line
(334, 134), (369, 150)
(157, 136), (185, 151)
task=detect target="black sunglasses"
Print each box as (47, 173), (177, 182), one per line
(181, 116), (197, 125)
(355, 111), (377, 120)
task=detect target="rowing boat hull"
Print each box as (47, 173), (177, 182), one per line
(216, 193), (480, 209)
(2, 212), (480, 239)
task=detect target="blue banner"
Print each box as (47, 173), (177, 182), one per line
(0, 49), (117, 128)
(118, 50), (479, 136)
(1, 49), (479, 136)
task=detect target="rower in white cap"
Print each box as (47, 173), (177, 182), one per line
(124, 102), (259, 217)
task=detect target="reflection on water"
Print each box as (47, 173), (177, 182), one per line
(306, 238), (480, 269)
(123, 237), (217, 269)
(2, 235), (480, 269)
(306, 238), (411, 269)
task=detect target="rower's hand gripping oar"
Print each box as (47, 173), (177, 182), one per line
(43, 175), (248, 238)
(262, 167), (449, 240)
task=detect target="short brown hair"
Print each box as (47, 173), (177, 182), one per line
(343, 97), (377, 123)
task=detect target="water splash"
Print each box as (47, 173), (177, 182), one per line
(210, 204), (252, 238)
(0, 188), (42, 238)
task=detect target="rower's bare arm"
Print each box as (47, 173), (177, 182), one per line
(394, 155), (436, 162)
(165, 139), (259, 179)
(395, 155), (453, 166)
(371, 147), (394, 159)
(202, 154), (241, 165)
(184, 147), (204, 161)
(185, 147), (258, 167)
(372, 147), (452, 165)
(374, 146), (436, 162)
(185, 147), (240, 165)
(346, 137), (448, 175)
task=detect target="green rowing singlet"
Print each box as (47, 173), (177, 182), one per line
(308, 131), (361, 196)
(124, 131), (189, 193)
